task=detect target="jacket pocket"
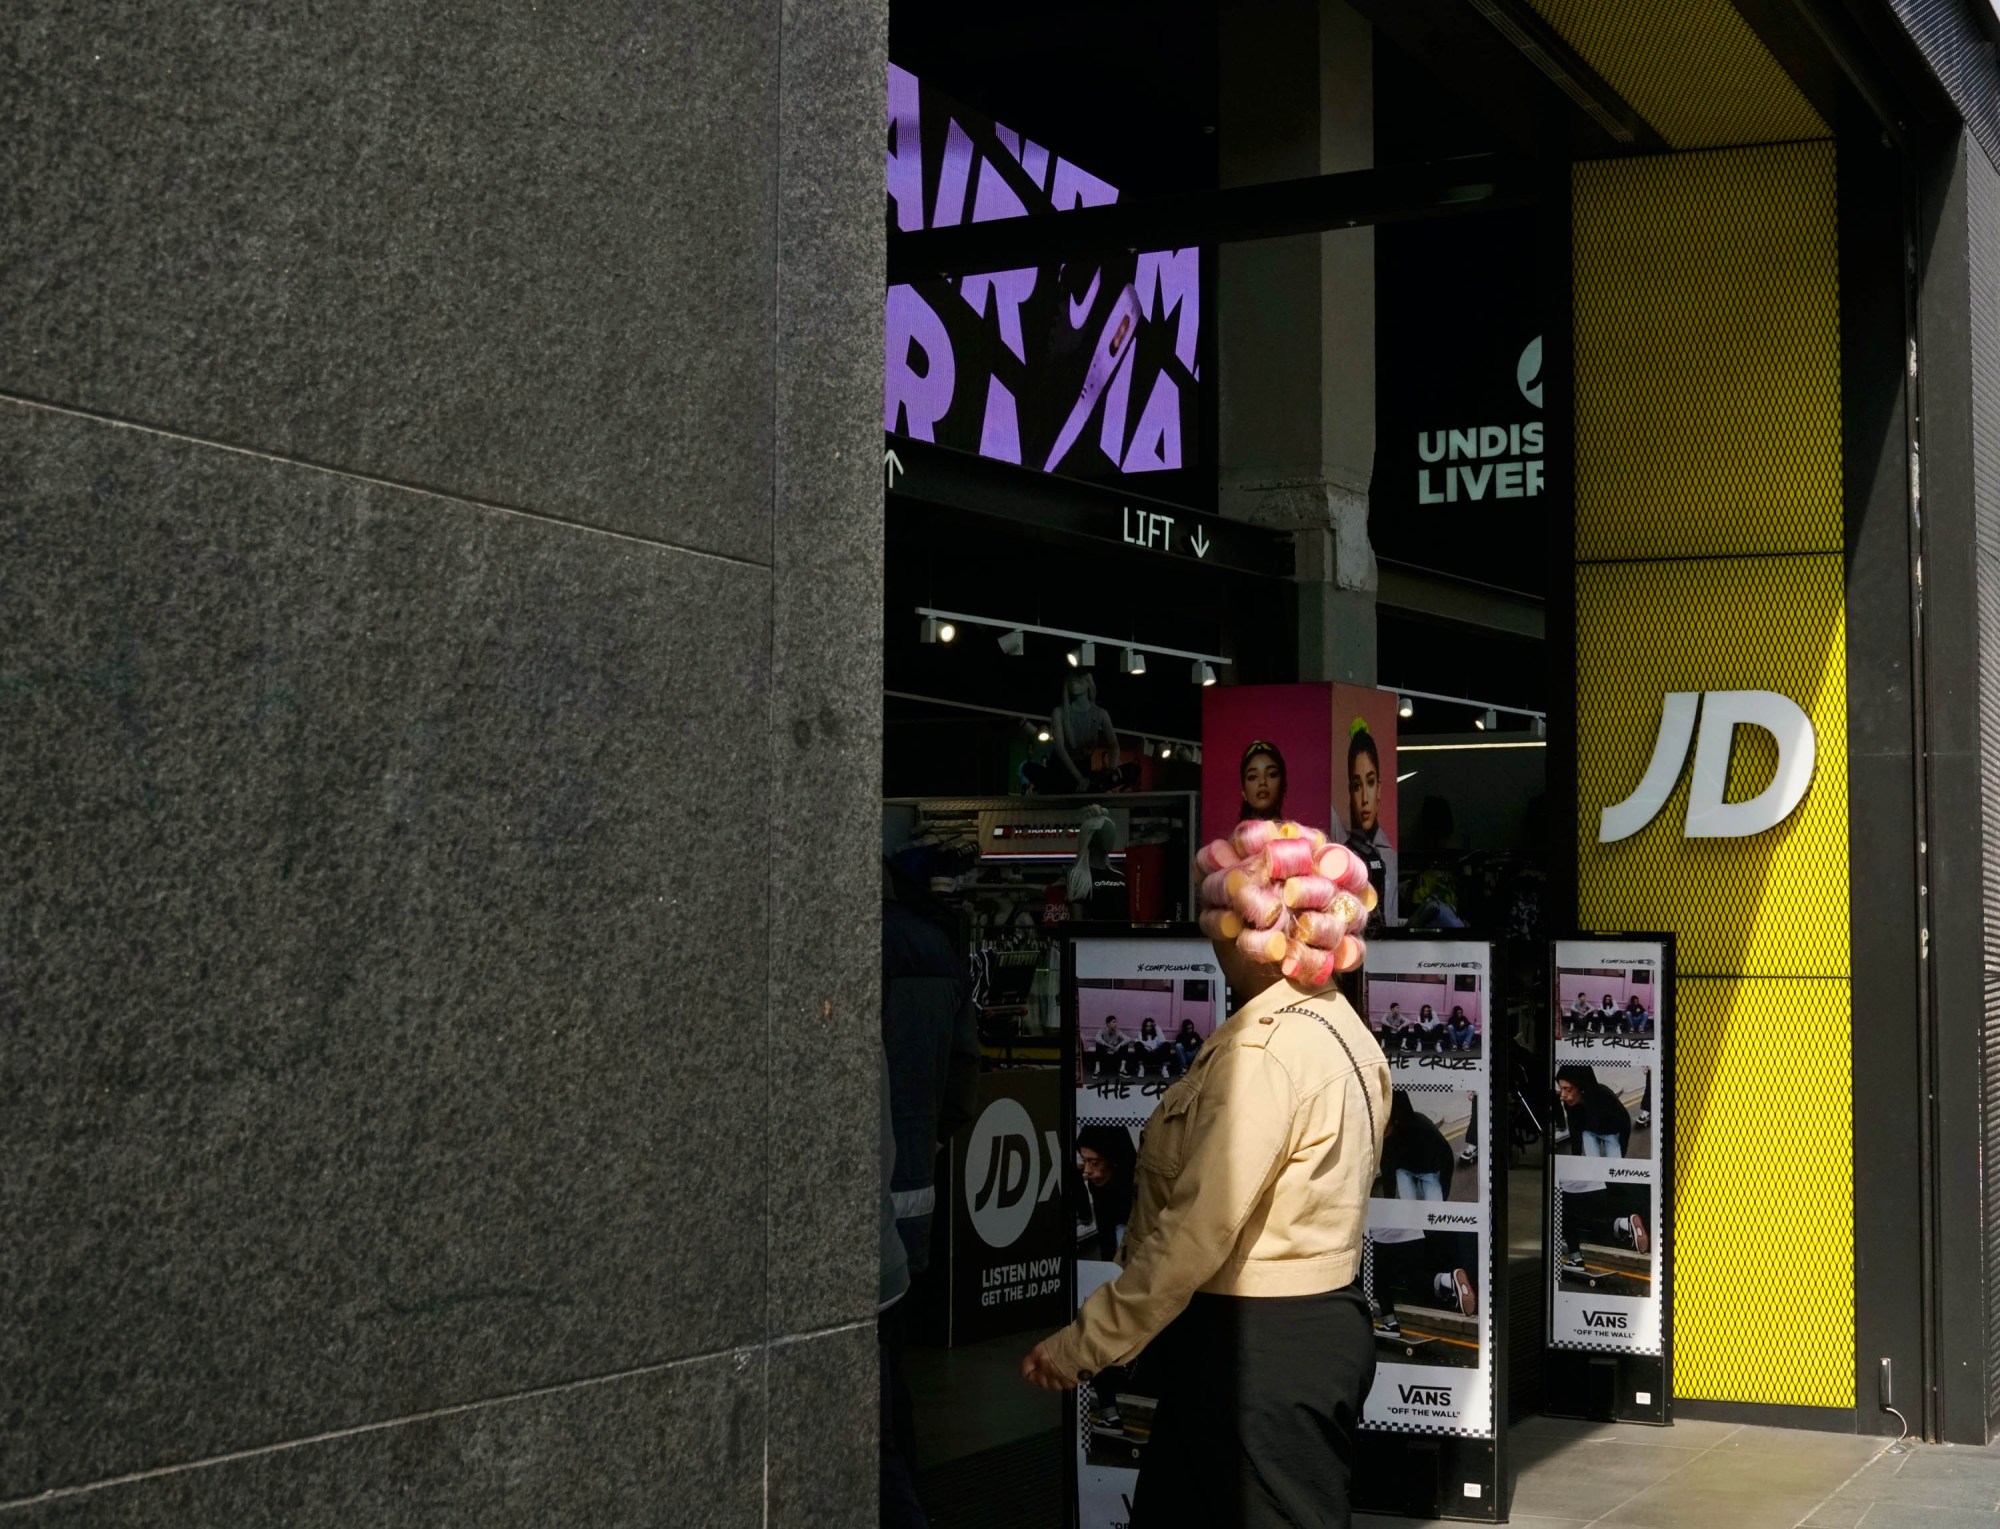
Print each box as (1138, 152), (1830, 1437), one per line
(1138, 1080), (1202, 1179)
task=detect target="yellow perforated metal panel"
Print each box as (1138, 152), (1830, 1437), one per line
(1527, 0), (1826, 149)
(1576, 556), (1849, 975)
(1574, 142), (1842, 561)
(1574, 140), (1852, 1409)
(1674, 977), (1854, 1405)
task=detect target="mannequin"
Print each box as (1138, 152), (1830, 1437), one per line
(1066, 803), (1129, 921)
(1025, 671), (1129, 794)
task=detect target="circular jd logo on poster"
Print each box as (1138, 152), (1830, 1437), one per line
(964, 1096), (1039, 1249)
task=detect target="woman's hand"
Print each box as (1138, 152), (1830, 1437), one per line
(1020, 1341), (1072, 1392)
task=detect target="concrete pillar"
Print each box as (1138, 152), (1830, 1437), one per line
(1218, 0), (1377, 684)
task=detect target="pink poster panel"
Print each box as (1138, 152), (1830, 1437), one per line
(1199, 683), (1335, 846)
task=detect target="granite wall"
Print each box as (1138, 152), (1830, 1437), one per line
(0, 1), (886, 1521)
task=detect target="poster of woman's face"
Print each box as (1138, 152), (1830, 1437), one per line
(1198, 683), (1400, 855)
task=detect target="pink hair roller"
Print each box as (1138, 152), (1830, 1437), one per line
(1232, 819), (1281, 858)
(1199, 869), (1234, 908)
(1199, 907), (1245, 941)
(1292, 909), (1349, 949)
(1315, 844), (1371, 896)
(1230, 881), (1285, 931)
(1224, 859), (1271, 899)
(1328, 890), (1366, 930)
(1331, 935), (1366, 973)
(1237, 924), (1289, 964)
(1283, 940), (1337, 988)
(1196, 838), (1242, 876)
(1361, 883), (1380, 913)
(1282, 875), (1336, 911)
(1266, 838), (1317, 880)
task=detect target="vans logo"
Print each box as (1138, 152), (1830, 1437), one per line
(1599, 691), (1815, 842)
(1582, 1310), (1629, 1330)
(1398, 1384), (1454, 1406)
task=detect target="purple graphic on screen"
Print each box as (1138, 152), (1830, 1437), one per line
(884, 64), (1200, 480)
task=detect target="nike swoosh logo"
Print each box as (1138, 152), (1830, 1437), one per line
(1069, 270), (1101, 328)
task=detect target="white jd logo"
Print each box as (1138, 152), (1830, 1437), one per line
(1599, 691), (1816, 843)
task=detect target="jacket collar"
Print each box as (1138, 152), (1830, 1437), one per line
(1226, 974), (1338, 1035)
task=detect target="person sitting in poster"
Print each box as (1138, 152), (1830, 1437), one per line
(1377, 1001), (1407, 1045)
(1446, 1006), (1476, 1052)
(1566, 991), (1594, 1040)
(1371, 1228), (1477, 1338)
(1622, 995), (1651, 1035)
(1093, 1015), (1133, 1079)
(1238, 739), (1287, 821)
(1075, 1125), (1138, 1261)
(1594, 993), (1620, 1035)
(1170, 1018), (1204, 1076)
(1557, 1181), (1649, 1279)
(1555, 1064), (1631, 1157)
(1342, 719), (1399, 929)
(1134, 1018), (1174, 1077)
(1378, 1090), (1455, 1201)
(1415, 1003), (1450, 1054)
(1637, 1066), (1652, 1128)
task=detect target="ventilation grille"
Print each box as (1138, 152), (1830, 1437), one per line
(1573, 142), (1841, 562)
(1528, 0), (1826, 149)
(1573, 142), (1852, 1409)
(1964, 143), (2000, 1430)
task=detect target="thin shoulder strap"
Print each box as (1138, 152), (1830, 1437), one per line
(1275, 1003), (1380, 1164)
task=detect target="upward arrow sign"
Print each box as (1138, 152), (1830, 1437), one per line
(884, 448), (904, 490)
(1190, 526), (1210, 559)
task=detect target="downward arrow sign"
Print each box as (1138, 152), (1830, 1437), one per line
(884, 448), (904, 490)
(1190, 526), (1210, 559)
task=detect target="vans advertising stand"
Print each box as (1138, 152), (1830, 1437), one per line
(1543, 936), (1676, 1426)
(1352, 935), (1509, 1523)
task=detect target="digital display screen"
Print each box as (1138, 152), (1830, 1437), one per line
(886, 63), (1202, 481)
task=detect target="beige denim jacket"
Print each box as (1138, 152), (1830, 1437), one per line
(1042, 978), (1390, 1383)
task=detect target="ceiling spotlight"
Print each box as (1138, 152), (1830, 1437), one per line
(997, 628), (1025, 657)
(1192, 661), (1217, 687)
(1120, 646), (1147, 676)
(1159, 743), (1175, 759)
(1188, 744), (1202, 765)
(1066, 641), (1097, 669)
(1036, 727), (1052, 743)
(938, 620), (956, 643)
(1476, 707), (1498, 731)
(1533, 715), (1547, 739)
(1398, 695), (1414, 720)
(1142, 738), (1158, 758)
(919, 614), (951, 644)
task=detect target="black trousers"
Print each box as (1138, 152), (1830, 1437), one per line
(1131, 1287), (1375, 1528)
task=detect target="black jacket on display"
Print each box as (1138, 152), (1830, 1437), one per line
(882, 897), (980, 1272)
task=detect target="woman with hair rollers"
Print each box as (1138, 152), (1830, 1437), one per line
(1022, 819), (1391, 1527)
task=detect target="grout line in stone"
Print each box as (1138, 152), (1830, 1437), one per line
(0, 390), (771, 573)
(0, 1318), (871, 1514)
(1572, 1421), (1738, 1527)
(1783, 1434), (1897, 1529)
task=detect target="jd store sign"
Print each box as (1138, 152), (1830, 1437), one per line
(1599, 690), (1816, 843)
(941, 1071), (1068, 1344)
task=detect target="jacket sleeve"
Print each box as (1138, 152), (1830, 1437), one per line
(936, 981), (980, 1145)
(1040, 1041), (1298, 1382)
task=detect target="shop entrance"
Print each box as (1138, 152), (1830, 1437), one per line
(877, 4), (1576, 1521)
